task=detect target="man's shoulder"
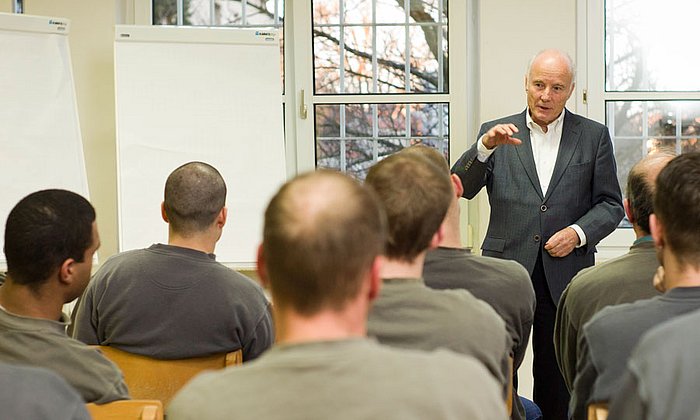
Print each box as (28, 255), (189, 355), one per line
(566, 249), (659, 314)
(424, 248), (533, 303)
(584, 296), (660, 338)
(569, 249), (653, 291)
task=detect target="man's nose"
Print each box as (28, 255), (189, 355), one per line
(541, 88), (551, 101)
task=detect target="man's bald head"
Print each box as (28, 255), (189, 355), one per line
(626, 152), (674, 234)
(262, 171), (386, 315)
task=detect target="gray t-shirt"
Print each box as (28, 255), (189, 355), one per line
(423, 247), (535, 420)
(167, 338), (508, 420)
(73, 244), (273, 360)
(572, 286), (700, 419)
(0, 363), (91, 420)
(0, 307), (128, 404)
(367, 277), (511, 393)
(609, 309), (700, 420)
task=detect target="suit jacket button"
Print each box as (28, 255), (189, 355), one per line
(540, 204), (548, 212)
(534, 234), (541, 242)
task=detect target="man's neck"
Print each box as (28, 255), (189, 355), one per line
(168, 232), (217, 254)
(273, 304), (367, 345)
(662, 253), (700, 290)
(380, 253), (426, 279)
(632, 224), (650, 241)
(0, 281), (64, 321)
(439, 204), (463, 249)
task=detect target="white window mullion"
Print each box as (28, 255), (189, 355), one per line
(177, 0), (184, 25)
(209, 0), (215, 25)
(404, 0), (410, 92)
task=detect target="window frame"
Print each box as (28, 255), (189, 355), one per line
(132, 0), (474, 245)
(579, 0), (700, 259)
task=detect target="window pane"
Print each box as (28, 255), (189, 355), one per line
(153, 0), (285, 90)
(607, 100), (700, 196)
(312, 0), (448, 94)
(606, 0), (700, 91)
(315, 103), (449, 180)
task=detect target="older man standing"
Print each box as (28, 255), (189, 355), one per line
(452, 49), (624, 419)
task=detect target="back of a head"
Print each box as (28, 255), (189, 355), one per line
(626, 152), (675, 234)
(164, 161), (227, 235)
(653, 152), (700, 267)
(365, 152), (452, 261)
(263, 170), (387, 316)
(400, 144), (450, 175)
(4, 189), (95, 288)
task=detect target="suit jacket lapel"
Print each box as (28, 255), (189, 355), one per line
(545, 110), (581, 201)
(514, 110), (544, 199)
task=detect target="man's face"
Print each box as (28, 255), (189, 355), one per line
(525, 54), (575, 128)
(71, 222), (100, 297)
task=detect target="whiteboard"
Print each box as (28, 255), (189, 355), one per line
(115, 25), (286, 268)
(0, 13), (89, 266)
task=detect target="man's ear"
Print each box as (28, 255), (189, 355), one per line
(367, 255), (382, 302)
(217, 207), (228, 229)
(256, 243), (270, 289)
(567, 81), (576, 99)
(623, 198), (635, 224)
(450, 173), (464, 198)
(650, 214), (664, 249)
(428, 224), (445, 250)
(58, 258), (75, 286)
(161, 202), (169, 223)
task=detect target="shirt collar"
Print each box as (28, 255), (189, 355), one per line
(526, 108), (566, 133)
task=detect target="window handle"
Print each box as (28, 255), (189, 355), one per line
(299, 89), (308, 120)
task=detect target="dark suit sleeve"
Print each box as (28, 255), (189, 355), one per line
(572, 126), (624, 248)
(451, 125), (493, 199)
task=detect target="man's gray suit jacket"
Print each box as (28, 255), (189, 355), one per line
(452, 109), (623, 304)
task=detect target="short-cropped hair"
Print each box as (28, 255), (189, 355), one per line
(653, 152), (700, 268)
(4, 189), (95, 287)
(163, 162), (226, 235)
(263, 170), (387, 316)
(400, 144), (450, 174)
(365, 152), (452, 261)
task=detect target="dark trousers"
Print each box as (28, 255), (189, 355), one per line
(532, 251), (570, 420)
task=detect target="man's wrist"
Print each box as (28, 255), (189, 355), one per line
(477, 135), (496, 162)
(569, 224), (586, 248)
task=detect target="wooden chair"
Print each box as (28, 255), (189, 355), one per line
(86, 399), (163, 420)
(587, 402), (609, 420)
(93, 346), (242, 407)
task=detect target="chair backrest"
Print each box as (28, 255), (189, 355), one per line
(86, 399), (163, 420)
(93, 346), (242, 407)
(587, 402), (609, 420)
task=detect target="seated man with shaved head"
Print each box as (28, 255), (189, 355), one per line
(73, 161), (273, 361)
(168, 170), (508, 420)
